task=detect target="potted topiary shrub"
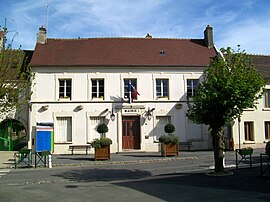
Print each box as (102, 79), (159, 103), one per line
(90, 123), (112, 160)
(159, 123), (179, 157)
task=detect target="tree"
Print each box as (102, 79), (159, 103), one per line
(0, 27), (33, 118)
(186, 46), (265, 174)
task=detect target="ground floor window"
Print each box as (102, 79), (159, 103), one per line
(55, 117), (72, 143)
(265, 121), (270, 140)
(244, 121), (254, 141)
(89, 116), (106, 140)
(155, 116), (171, 140)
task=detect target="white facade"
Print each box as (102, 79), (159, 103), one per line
(29, 66), (212, 154)
(230, 84), (270, 150)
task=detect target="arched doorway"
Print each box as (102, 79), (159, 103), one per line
(0, 119), (27, 151)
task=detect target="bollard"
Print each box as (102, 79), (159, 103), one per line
(48, 154), (52, 168)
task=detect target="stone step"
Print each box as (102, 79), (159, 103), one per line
(0, 151), (16, 169)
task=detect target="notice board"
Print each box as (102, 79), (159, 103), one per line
(36, 126), (54, 152)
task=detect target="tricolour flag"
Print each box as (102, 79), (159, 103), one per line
(128, 81), (140, 103)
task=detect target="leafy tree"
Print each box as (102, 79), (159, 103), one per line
(0, 27), (33, 118)
(187, 46), (265, 173)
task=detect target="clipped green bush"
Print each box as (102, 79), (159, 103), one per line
(90, 137), (112, 149)
(159, 123), (178, 145)
(164, 123), (175, 134)
(159, 134), (179, 145)
(97, 123), (108, 135)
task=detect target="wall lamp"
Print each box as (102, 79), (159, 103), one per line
(110, 107), (116, 121)
(105, 107), (116, 121)
(146, 107), (155, 120)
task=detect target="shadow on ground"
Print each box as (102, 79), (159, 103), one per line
(52, 168), (152, 182)
(113, 167), (270, 202)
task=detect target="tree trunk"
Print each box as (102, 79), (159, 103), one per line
(212, 129), (225, 173)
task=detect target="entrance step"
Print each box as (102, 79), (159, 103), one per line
(0, 151), (16, 169)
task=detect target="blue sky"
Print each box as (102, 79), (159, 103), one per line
(1, 0), (270, 54)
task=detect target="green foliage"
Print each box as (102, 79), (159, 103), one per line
(97, 123), (109, 135)
(159, 134), (179, 145)
(159, 123), (178, 145)
(0, 28), (33, 117)
(90, 137), (112, 149)
(187, 46), (265, 133)
(164, 123), (175, 134)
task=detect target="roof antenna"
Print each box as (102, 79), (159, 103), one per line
(45, 0), (49, 33)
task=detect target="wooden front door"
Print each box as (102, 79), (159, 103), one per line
(122, 116), (140, 149)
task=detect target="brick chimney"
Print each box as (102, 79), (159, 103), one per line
(204, 25), (214, 48)
(37, 26), (47, 44)
(145, 33), (152, 38)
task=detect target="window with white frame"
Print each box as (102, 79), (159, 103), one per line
(89, 116), (106, 140)
(55, 117), (72, 143)
(91, 79), (104, 99)
(265, 121), (270, 140)
(156, 79), (169, 98)
(244, 121), (254, 141)
(187, 79), (199, 97)
(124, 79), (137, 100)
(59, 79), (72, 99)
(264, 89), (270, 108)
(155, 116), (171, 140)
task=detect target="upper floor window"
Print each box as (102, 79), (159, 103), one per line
(59, 79), (71, 99)
(264, 89), (270, 108)
(92, 79), (104, 99)
(124, 79), (138, 100)
(156, 79), (169, 98)
(244, 121), (254, 141)
(187, 79), (199, 97)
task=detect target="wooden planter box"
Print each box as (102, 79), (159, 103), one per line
(94, 145), (110, 160)
(161, 143), (179, 157)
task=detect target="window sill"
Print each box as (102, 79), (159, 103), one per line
(54, 142), (72, 144)
(58, 98), (71, 101)
(156, 97), (169, 101)
(92, 98), (104, 101)
(262, 108), (270, 111)
(243, 141), (255, 144)
(244, 108), (255, 111)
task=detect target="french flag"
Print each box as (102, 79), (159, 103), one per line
(128, 81), (140, 103)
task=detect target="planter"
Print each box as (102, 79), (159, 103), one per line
(161, 143), (179, 157)
(94, 145), (110, 160)
(239, 149), (253, 156)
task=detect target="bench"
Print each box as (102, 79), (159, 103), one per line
(179, 142), (193, 151)
(69, 145), (91, 155)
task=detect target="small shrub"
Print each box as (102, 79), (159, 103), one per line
(97, 123), (108, 135)
(164, 124), (175, 134)
(90, 137), (112, 149)
(159, 134), (179, 145)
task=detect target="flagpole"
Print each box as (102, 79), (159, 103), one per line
(129, 80), (132, 104)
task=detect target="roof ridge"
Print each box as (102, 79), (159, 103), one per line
(47, 37), (203, 41)
(249, 53), (270, 57)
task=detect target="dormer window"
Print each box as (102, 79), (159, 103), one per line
(160, 50), (165, 55)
